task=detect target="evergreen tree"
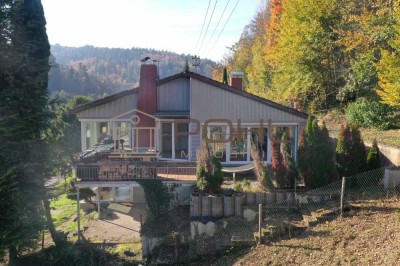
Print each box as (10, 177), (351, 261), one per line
(336, 123), (353, 178)
(351, 124), (367, 174)
(282, 132), (298, 189)
(0, 0), (63, 260)
(298, 116), (314, 187)
(183, 59), (189, 73)
(271, 132), (286, 189)
(336, 122), (367, 182)
(222, 67), (228, 85)
(315, 121), (337, 187)
(367, 139), (381, 171)
(298, 116), (337, 189)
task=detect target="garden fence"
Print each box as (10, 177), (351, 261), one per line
(262, 166), (400, 242)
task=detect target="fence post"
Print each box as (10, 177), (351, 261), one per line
(77, 188), (81, 241)
(340, 176), (346, 218)
(258, 203), (262, 244)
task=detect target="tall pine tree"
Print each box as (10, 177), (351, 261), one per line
(0, 0), (62, 261)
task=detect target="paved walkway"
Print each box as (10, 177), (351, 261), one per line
(83, 203), (147, 243)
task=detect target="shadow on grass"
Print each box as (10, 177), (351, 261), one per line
(17, 234), (141, 266)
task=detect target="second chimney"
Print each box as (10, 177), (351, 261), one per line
(230, 72), (244, 90)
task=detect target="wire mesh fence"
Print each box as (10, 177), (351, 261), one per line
(262, 166), (400, 243)
(140, 197), (258, 264)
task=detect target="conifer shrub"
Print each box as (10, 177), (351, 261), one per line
(367, 139), (381, 171)
(196, 141), (223, 193)
(336, 122), (368, 187)
(271, 132), (286, 189)
(282, 132), (298, 189)
(298, 115), (337, 189)
(366, 139), (383, 185)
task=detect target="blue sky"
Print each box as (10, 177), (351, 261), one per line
(41, 0), (261, 62)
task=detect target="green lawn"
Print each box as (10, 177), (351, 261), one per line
(322, 113), (400, 149)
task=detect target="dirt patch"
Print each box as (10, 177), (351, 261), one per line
(208, 198), (400, 265)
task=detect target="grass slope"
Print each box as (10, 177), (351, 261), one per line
(323, 113), (400, 149)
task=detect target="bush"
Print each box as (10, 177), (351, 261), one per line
(345, 98), (399, 129)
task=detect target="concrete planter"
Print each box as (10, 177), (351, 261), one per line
(234, 193), (245, 217)
(255, 192), (265, 205)
(201, 194), (212, 217)
(211, 194), (223, 218)
(246, 192), (255, 206)
(265, 192), (276, 204)
(223, 195), (235, 217)
(285, 192), (295, 204)
(276, 191), (286, 203)
(384, 167), (400, 189)
(190, 193), (202, 217)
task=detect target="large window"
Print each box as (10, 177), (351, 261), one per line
(230, 127), (247, 162)
(250, 128), (268, 162)
(161, 122), (172, 158)
(160, 121), (189, 160)
(175, 123), (189, 159)
(207, 126), (227, 161)
(271, 126), (295, 159)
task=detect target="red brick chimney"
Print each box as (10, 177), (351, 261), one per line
(137, 64), (157, 148)
(230, 72), (244, 90)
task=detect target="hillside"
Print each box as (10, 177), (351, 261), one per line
(48, 45), (217, 99)
(207, 198), (400, 265)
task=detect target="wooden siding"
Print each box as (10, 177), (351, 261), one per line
(157, 78), (190, 111)
(76, 93), (138, 119)
(190, 79), (307, 124)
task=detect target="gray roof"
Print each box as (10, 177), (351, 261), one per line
(74, 71), (308, 120)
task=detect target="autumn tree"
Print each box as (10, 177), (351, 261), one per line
(269, 0), (343, 110)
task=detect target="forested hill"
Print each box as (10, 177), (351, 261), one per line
(48, 44), (216, 99)
(217, 0), (400, 112)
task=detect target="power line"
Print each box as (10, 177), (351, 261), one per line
(206, 0), (240, 58)
(202, 0), (231, 55)
(197, 0), (219, 55)
(194, 0), (212, 54)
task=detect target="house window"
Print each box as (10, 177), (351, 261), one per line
(161, 122), (172, 158)
(115, 187), (131, 202)
(175, 123), (189, 159)
(230, 127), (247, 162)
(207, 126), (227, 162)
(272, 126), (295, 158)
(160, 121), (189, 160)
(250, 128), (269, 162)
(112, 121), (131, 149)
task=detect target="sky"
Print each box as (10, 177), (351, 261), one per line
(41, 0), (261, 62)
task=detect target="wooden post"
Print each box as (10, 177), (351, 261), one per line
(258, 204), (262, 244)
(97, 188), (101, 219)
(340, 177), (346, 218)
(77, 188), (81, 241)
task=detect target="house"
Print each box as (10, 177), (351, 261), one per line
(73, 63), (308, 204)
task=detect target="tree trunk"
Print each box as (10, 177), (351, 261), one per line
(9, 246), (18, 266)
(43, 197), (65, 247)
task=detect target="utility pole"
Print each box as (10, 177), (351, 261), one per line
(192, 55), (200, 73)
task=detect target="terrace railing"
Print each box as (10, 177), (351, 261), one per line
(75, 162), (196, 182)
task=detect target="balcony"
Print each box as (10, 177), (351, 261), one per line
(75, 161), (196, 182)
